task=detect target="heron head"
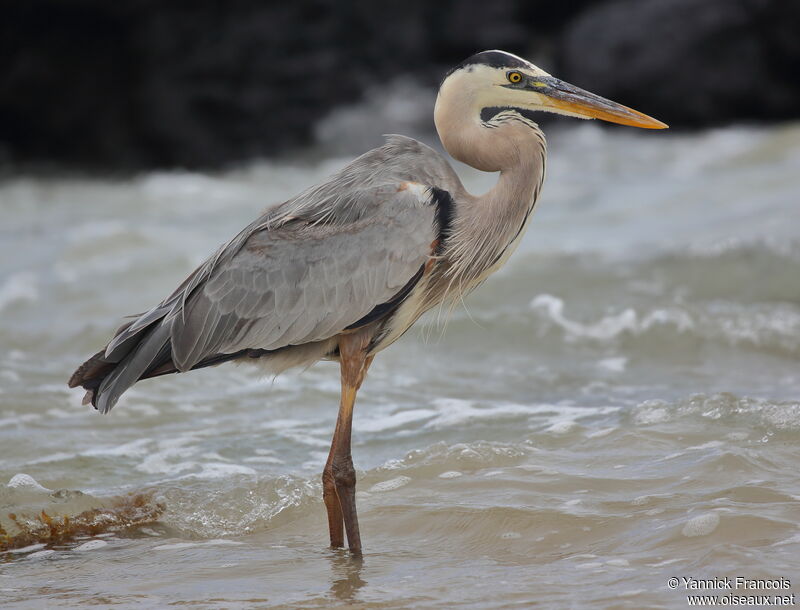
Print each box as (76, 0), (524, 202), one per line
(436, 50), (667, 130)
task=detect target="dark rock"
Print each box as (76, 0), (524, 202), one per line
(559, 0), (800, 127)
(0, 0), (549, 169)
(1, 0), (798, 170)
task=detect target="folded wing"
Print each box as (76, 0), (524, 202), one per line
(169, 183), (438, 370)
(71, 180), (442, 413)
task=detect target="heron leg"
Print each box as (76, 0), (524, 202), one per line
(322, 330), (373, 555)
(323, 435), (344, 548)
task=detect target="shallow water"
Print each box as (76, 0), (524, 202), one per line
(1, 121), (800, 608)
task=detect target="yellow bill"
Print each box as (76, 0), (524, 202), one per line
(534, 76), (668, 129)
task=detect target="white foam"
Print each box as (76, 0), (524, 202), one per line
(426, 398), (526, 428)
(530, 294), (693, 341)
(369, 476), (411, 492)
(178, 463), (257, 480)
(153, 539), (244, 551)
(279, 429), (329, 448)
(243, 456), (285, 464)
(9, 543), (46, 554)
(74, 540), (108, 551)
(634, 394), (800, 433)
(426, 398), (615, 431)
(7, 474), (50, 492)
(682, 512), (720, 537)
(438, 471), (463, 479)
(358, 408), (436, 433)
(27, 452), (76, 465)
(27, 550), (56, 559)
(546, 420), (577, 435)
(152, 542), (200, 551)
(632, 494), (671, 506)
(586, 427), (617, 439)
(136, 454), (196, 475)
(531, 294), (637, 340)
(648, 558), (684, 567)
(597, 357), (627, 372)
(135, 436), (206, 474)
(686, 441), (725, 451)
(633, 400), (672, 425)
(771, 533), (800, 547)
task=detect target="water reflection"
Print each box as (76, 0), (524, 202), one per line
(328, 551), (366, 602)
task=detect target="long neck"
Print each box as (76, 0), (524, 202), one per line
(434, 97), (547, 279)
(481, 142), (545, 219)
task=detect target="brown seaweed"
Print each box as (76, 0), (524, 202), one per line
(1, 492), (164, 553)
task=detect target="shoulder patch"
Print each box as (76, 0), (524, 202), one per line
(397, 181), (429, 199)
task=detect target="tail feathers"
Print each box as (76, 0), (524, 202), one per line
(94, 323), (172, 414)
(104, 304), (171, 361)
(68, 349), (117, 406)
(70, 317), (279, 413)
(70, 317), (174, 413)
(68, 349), (114, 390)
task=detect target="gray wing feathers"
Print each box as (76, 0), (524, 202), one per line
(169, 184), (437, 371)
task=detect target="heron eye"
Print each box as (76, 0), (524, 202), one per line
(507, 71), (523, 84)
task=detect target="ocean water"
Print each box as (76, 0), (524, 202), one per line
(1, 120), (799, 608)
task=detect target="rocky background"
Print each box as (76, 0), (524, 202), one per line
(2, 0), (798, 170)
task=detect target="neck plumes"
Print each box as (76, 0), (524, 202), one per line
(433, 86), (547, 287)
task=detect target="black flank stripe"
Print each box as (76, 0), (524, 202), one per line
(344, 265), (426, 330)
(429, 187), (455, 254)
(343, 185), (454, 332)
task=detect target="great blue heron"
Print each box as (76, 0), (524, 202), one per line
(69, 50), (666, 555)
